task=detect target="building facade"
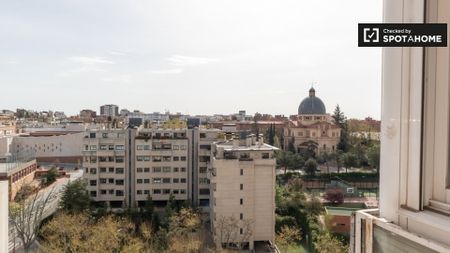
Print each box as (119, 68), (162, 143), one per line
(351, 1), (450, 252)
(210, 135), (277, 250)
(100, 104), (119, 117)
(284, 88), (340, 154)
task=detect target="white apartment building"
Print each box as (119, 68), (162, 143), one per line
(82, 126), (223, 209)
(100, 104), (119, 117)
(351, 1), (450, 252)
(82, 129), (128, 208)
(210, 134), (277, 250)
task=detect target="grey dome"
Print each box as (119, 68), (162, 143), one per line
(298, 88), (326, 115)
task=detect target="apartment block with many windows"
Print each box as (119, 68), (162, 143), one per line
(210, 134), (277, 250)
(82, 129), (129, 208)
(351, 1), (450, 252)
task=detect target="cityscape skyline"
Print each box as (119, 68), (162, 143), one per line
(1, 0), (382, 119)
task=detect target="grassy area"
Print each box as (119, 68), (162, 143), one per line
(278, 243), (309, 253)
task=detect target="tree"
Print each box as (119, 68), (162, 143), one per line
(276, 151), (293, 175)
(287, 137), (296, 153)
(276, 225), (302, 253)
(368, 144), (380, 173)
(305, 195), (323, 217)
(216, 215), (253, 250)
(324, 188), (344, 205)
(304, 158), (318, 176)
(317, 151), (331, 174)
(333, 105), (350, 152)
(167, 207), (202, 253)
(42, 167), (58, 186)
(266, 124), (276, 146)
(330, 150), (344, 173)
(314, 232), (348, 253)
(9, 187), (56, 253)
(342, 152), (358, 173)
(59, 179), (91, 213)
(143, 194), (155, 221)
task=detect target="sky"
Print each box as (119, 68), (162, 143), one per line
(0, 0), (382, 119)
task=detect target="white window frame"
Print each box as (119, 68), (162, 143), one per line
(422, 0), (450, 208)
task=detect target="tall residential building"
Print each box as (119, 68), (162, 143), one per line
(210, 134), (277, 250)
(100, 104), (119, 117)
(82, 126), (221, 208)
(351, 1), (450, 252)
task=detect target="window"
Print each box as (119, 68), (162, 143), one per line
(173, 178), (179, 183)
(116, 168), (124, 174)
(90, 133), (96, 138)
(100, 145), (107, 150)
(181, 167), (186, 172)
(173, 189), (179, 194)
(90, 168), (97, 174)
(162, 178), (171, 183)
(115, 156), (124, 163)
(137, 190), (142, 195)
(144, 179), (150, 184)
(116, 190), (124, 196)
(180, 189), (186, 194)
(100, 178), (107, 184)
(173, 145), (179, 150)
(240, 184), (243, 190)
(100, 190), (107, 195)
(116, 179), (124, 185)
(153, 178), (162, 183)
(240, 169), (243, 176)
(240, 198), (243, 205)
(108, 167), (114, 173)
(153, 156), (162, 162)
(90, 180), (97, 186)
(102, 133), (108, 138)
(240, 228), (243, 235)
(137, 179), (143, 184)
(173, 156), (179, 161)
(108, 178), (114, 184)
(199, 156), (210, 162)
(143, 167), (149, 172)
(108, 189), (114, 194)
(240, 213), (243, 220)
(200, 144), (211, 150)
(137, 168), (143, 173)
(199, 178), (209, 184)
(108, 145), (114, 150)
(137, 145), (144, 150)
(90, 191), (97, 197)
(144, 190), (150, 195)
(199, 188), (210, 195)
(163, 156), (171, 162)
(180, 145), (186, 150)
(100, 167), (106, 173)
(153, 189), (161, 194)
(90, 145), (97, 151)
(153, 167), (162, 173)
(84, 145), (89, 151)
(163, 167), (171, 173)
(199, 167), (207, 173)
(163, 189), (171, 194)
(173, 167), (179, 172)
(262, 153), (270, 159)
(115, 145), (124, 150)
(180, 178), (186, 183)
(180, 156), (187, 161)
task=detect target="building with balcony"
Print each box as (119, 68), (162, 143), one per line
(350, 1), (450, 252)
(210, 134), (277, 250)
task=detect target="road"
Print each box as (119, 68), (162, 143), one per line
(8, 169), (83, 253)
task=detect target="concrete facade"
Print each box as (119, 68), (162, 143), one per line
(210, 136), (277, 250)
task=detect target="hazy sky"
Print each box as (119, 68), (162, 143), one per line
(1, 0), (382, 119)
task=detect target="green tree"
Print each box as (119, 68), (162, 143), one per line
(59, 179), (91, 213)
(287, 137), (296, 153)
(266, 124), (276, 146)
(143, 194), (155, 221)
(314, 232), (348, 253)
(368, 144), (380, 173)
(317, 151), (331, 173)
(43, 167), (58, 186)
(342, 152), (358, 173)
(304, 158), (318, 176)
(276, 225), (302, 253)
(276, 151), (294, 175)
(333, 105), (350, 152)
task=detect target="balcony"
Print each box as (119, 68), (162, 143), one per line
(351, 209), (450, 253)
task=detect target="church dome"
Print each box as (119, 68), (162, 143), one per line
(298, 87), (326, 115)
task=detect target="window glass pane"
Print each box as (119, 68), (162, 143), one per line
(373, 225), (438, 253)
